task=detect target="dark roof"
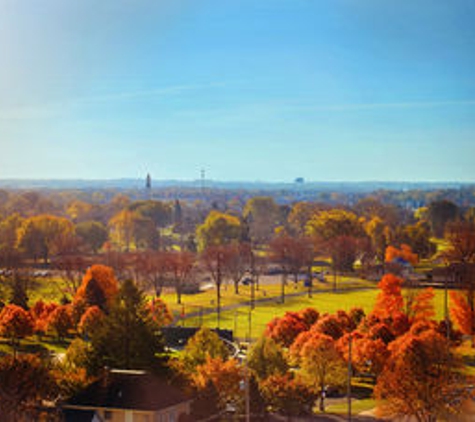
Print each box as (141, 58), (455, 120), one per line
(63, 409), (94, 422)
(65, 370), (191, 411)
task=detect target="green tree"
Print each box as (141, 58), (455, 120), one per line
(88, 279), (164, 372)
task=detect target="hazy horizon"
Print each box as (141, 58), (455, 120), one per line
(1, 1), (474, 182)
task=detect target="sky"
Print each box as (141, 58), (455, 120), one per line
(1, 0), (475, 182)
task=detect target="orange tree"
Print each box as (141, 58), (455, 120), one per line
(375, 328), (471, 421)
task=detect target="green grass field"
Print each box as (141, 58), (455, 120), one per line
(178, 286), (448, 339)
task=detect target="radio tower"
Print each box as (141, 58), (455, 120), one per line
(200, 168), (205, 196)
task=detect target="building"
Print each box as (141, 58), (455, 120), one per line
(62, 369), (192, 422)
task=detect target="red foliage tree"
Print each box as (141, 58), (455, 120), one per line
(47, 305), (73, 339)
(78, 306), (104, 337)
(30, 300), (58, 337)
(148, 297), (173, 327)
(0, 305), (34, 347)
(0, 354), (57, 420)
(265, 311), (308, 347)
(75, 264), (119, 310)
(410, 287), (435, 323)
(373, 274), (404, 320)
(450, 290), (475, 338)
(375, 329), (470, 420)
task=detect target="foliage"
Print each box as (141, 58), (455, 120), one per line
(196, 210), (241, 251)
(247, 335), (288, 380)
(192, 356), (244, 411)
(76, 220), (108, 253)
(148, 297), (173, 327)
(260, 374), (315, 417)
(291, 331), (346, 411)
(47, 305), (73, 339)
(78, 306), (104, 337)
(427, 199), (459, 238)
(265, 311), (308, 347)
(0, 304), (34, 345)
(0, 354), (57, 421)
(306, 209), (365, 240)
(171, 327), (229, 378)
(385, 244), (418, 265)
(373, 274), (404, 320)
(88, 279), (164, 372)
(375, 329), (470, 421)
(450, 291), (475, 336)
(16, 214), (74, 262)
(75, 264), (119, 311)
(410, 287), (436, 323)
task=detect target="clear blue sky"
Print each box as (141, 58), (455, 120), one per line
(1, 0), (474, 182)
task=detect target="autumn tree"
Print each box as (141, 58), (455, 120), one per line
(196, 210), (241, 251)
(222, 242), (252, 294)
(192, 357), (244, 412)
(427, 199), (459, 237)
(365, 216), (389, 263)
(172, 327), (229, 379)
(148, 297), (173, 327)
(108, 209), (137, 251)
(269, 235), (313, 303)
(201, 245), (229, 324)
(385, 244), (418, 266)
(260, 374), (315, 417)
(16, 214), (75, 263)
(167, 251), (195, 304)
(53, 254), (88, 297)
(75, 264), (119, 311)
(373, 274), (404, 320)
(287, 202), (324, 236)
(290, 331), (346, 412)
(247, 335), (288, 380)
(133, 251), (169, 296)
(78, 305), (104, 337)
(0, 354), (57, 421)
(351, 335), (389, 377)
(47, 305), (73, 340)
(0, 304), (34, 350)
(375, 329), (470, 421)
(243, 196), (280, 245)
(410, 287), (436, 323)
(306, 209), (365, 241)
(265, 311), (308, 347)
(76, 220), (108, 253)
(307, 209), (367, 274)
(444, 221), (475, 340)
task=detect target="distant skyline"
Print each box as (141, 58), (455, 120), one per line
(1, 0), (475, 182)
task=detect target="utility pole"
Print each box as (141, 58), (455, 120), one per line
(347, 334), (352, 421)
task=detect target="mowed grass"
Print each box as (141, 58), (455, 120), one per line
(179, 287), (449, 340)
(160, 275), (376, 314)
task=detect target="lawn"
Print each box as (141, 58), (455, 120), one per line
(178, 287), (449, 340)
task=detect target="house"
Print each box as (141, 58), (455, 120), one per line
(62, 369), (193, 422)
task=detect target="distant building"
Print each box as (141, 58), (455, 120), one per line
(146, 174), (152, 190)
(62, 369), (192, 422)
